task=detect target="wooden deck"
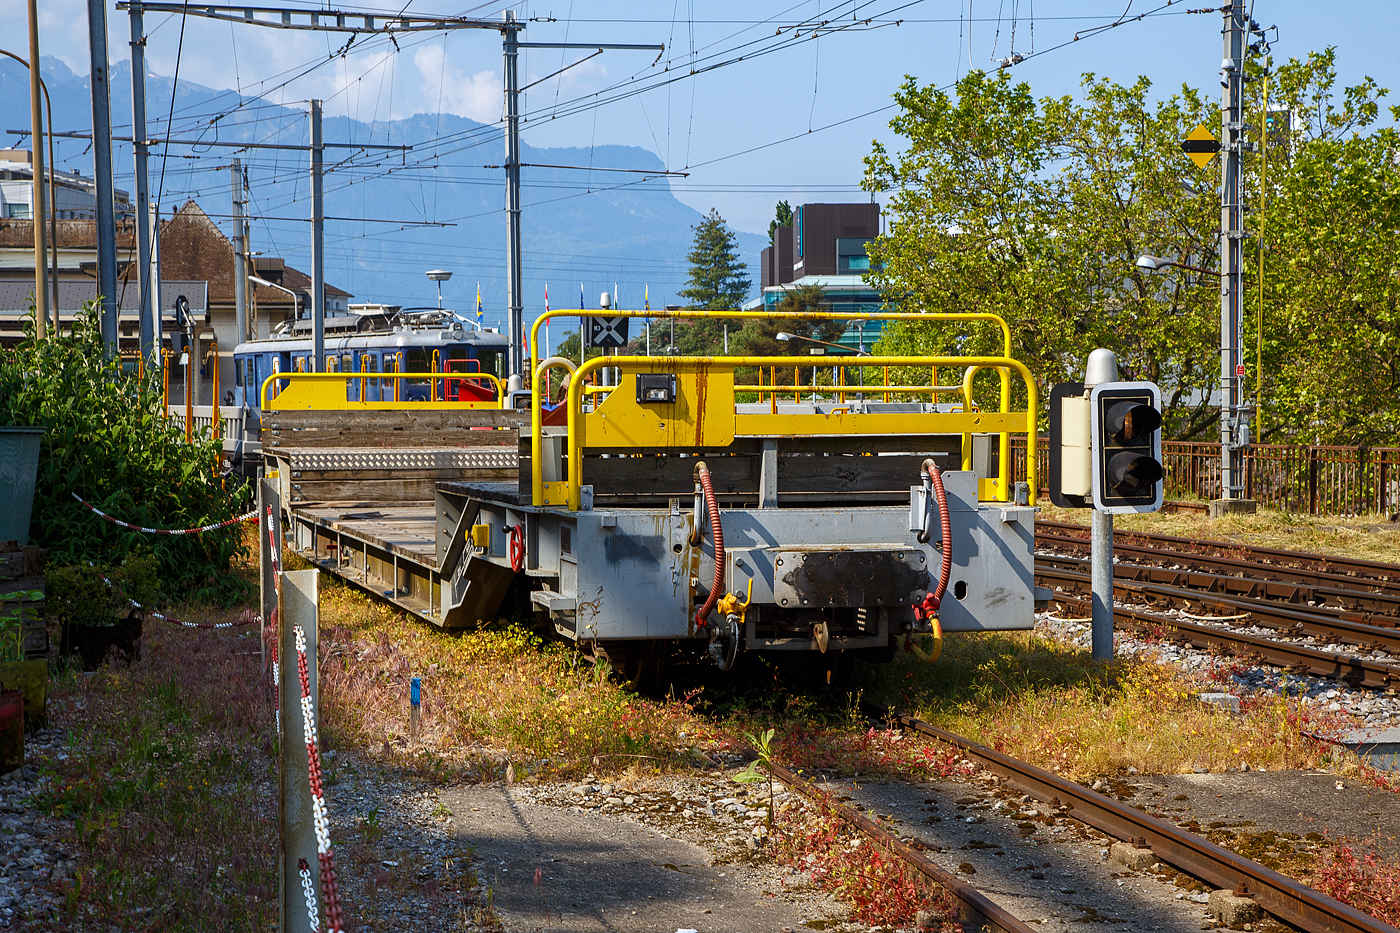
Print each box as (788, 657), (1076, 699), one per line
(292, 504), (439, 566)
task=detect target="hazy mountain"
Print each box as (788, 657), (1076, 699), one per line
(1, 57), (765, 333)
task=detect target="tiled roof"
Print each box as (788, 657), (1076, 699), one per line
(0, 200), (352, 306)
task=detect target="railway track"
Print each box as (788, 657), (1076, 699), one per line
(1034, 562), (1400, 655)
(1036, 521), (1400, 594)
(761, 756), (1039, 933)
(1044, 592), (1400, 688)
(860, 705), (1400, 933)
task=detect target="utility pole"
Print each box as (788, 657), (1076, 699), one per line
(231, 159), (248, 347)
(310, 100), (325, 372)
(128, 1), (157, 365)
(26, 0), (48, 339)
(502, 12), (524, 380)
(1214, 0), (1253, 513)
(87, 0), (119, 355)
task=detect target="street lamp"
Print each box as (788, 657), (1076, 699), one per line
(249, 275), (302, 321)
(1135, 254), (1221, 278)
(426, 269), (453, 310)
(774, 331), (871, 356)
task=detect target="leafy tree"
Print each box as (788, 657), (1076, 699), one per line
(864, 69), (1219, 437)
(768, 200), (793, 245)
(865, 54), (1400, 446)
(677, 208), (752, 354)
(0, 304), (249, 603)
(1254, 50), (1400, 445)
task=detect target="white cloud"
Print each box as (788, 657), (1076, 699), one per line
(413, 45), (500, 124)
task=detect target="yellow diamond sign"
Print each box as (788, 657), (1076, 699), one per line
(1181, 125), (1220, 168)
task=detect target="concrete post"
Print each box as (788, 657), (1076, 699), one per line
(278, 569), (318, 933)
(1085, 348), (1118, 662)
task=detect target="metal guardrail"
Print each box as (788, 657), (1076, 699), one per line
(165, 405), (243, 442)
(1014, 438), (1400, 515)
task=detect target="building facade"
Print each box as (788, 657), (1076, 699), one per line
(751, 201), (885, 351)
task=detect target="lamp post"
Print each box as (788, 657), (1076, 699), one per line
(777, 331), (869, 392)
(249, 275), (302, 321)
(426, 269), (452, 310)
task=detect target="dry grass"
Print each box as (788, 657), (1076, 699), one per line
(855, 631), (1359, 780)
(36, 612), (277, 931)
(1036, 503), (1400, 566)
(313, 573), (712, 780)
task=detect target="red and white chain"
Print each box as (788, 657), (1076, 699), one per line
(297, 858), (321, 932)
(295, 623), (344, 933)
(72, 492), (257, 535)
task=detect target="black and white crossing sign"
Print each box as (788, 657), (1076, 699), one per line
(585, 316), (629, 349)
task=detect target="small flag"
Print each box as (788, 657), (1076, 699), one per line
(644, 283), (650, 312)
(579, 282), (585, 310)
(475, 283), (483, 326)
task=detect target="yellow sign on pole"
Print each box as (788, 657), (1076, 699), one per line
(1181, 125), (1220, 168)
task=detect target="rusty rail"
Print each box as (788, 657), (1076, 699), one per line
(1036, 522), (1400, 594)
(1035, 563), (1400, 652)
(865, 706), (1400, 933)
(1049, 593), (1400, 690)
(761, 756), (1040, 933)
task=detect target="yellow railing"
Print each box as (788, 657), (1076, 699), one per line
(534, 354), (1036, 510)
(261, 371), (505, 411)
(527, 309), (1031, 510)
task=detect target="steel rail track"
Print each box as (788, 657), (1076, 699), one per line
(862, 705), (1400, 933)
(1036, 521), (1400, 590)
(1048, 593), (1400, 689)
(1036, 553), (1400, 620)
(1035, 564), (1400, 653)
(757, 756), (1040, 933)
(1036, 529), (1400, 598)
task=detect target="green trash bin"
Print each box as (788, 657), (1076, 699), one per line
(0, 427), (44, 545)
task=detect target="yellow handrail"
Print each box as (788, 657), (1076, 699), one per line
(261, 370), (506, 411)
(546, 354), (1037, 511)
(527, 308), (1016, 514)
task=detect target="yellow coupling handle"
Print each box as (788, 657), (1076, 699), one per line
(716, 579), (753, 624)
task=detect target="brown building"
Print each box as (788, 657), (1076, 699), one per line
(0, 200), (351, 404)
(760, 202), (880, 287)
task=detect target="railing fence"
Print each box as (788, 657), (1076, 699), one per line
(1012, 438), (1400, 516)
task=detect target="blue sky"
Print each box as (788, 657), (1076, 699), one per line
(9, 0), (1399, 236)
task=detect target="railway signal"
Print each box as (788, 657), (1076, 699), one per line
(1090, 382), (1164, 514)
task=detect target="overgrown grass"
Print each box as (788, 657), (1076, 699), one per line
(854, 631), (1357, 779)
(772, 803), (959, 931)
(314, 575), (711, 779)
(36, 615), (276, 931)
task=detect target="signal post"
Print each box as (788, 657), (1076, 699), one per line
(1050, 350), (1165, 660)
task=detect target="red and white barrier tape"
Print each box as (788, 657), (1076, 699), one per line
(295, 623), (344, 933)
(91, 567), (256, 631)
(72, 492), (257, 535)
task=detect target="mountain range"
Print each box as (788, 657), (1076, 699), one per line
(0, 56), (768, 339)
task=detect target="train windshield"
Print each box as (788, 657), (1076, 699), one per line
(475, 347), (506, 381)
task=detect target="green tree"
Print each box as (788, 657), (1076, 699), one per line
(677, 208), (752, 354)
(1254, 50), (1400, 445)
(733, 284), (845, 356)
(864, 69), (1220, 437)
(768, 200), (793, 245)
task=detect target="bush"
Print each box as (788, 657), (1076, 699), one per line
(46, 555), (159, 626)
(0, 305), (249, 603)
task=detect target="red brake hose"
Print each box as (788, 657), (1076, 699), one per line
(694, 462), (725, 627)
(923, 458), (952, 612)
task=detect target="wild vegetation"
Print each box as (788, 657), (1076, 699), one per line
(865, 50), (1400, 445)
(0, 305), (248, 603)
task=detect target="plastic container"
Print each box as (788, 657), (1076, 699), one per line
(0, 427), (44, 545)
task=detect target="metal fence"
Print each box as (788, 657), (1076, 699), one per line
(1012, 438), (1400, 516)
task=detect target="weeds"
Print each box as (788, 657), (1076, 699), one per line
(36, 611), (276, 930)
(773, 804), (960, 931)
(1314, 837), (1400, 926)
